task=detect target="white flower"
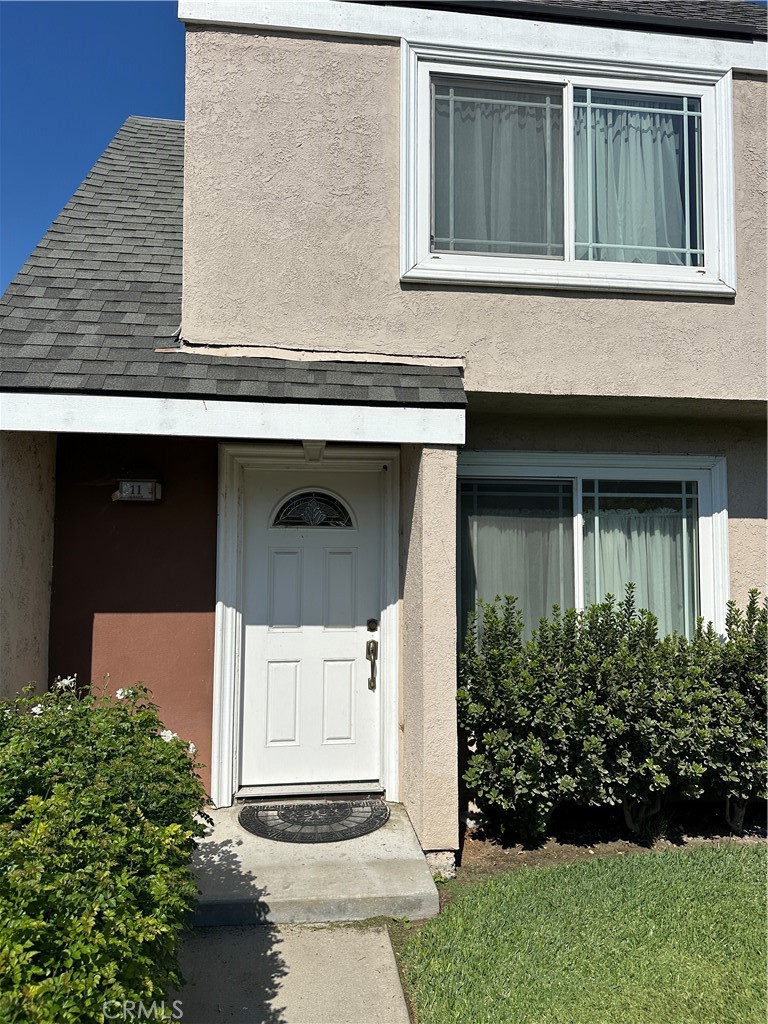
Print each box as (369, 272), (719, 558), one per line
(115, 688), (126, 700)
(65, 705), (72, 712)
(159, 729), (178, 743)
(55, 676), (76, 691)
(188, 742), (197, 755)
(30, 704), (44, 716)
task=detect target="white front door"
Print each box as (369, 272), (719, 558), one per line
(239, 467), (383, 790)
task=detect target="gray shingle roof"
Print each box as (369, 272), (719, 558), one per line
(368, 1), (767, 38)
(523, 0), (768, 36)
(0, 116), (465, 408)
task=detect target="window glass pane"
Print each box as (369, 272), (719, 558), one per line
(433, 78), (564, 258)
(273, 492), (352, 528)
(460, 480), (574, 638)
(583, 479), (700, 637)
(574, 88), (703, 267)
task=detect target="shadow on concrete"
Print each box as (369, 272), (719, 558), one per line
(191, 831), (273, 926)
(171, 833), (288, 1024)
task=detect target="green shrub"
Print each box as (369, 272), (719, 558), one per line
(0, 683), (208, 1024)
(610, 624), (716, 835)
(458, 596), (565, 838)
(707, 591), (768, 832)
(458, 587), (766, 841)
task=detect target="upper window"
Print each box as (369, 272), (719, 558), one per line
(403, 45), (735, 295)
(433, 78), (565, 258)
(573, 88), (702, 268)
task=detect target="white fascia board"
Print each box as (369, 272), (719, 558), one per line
(178, 1), (768, 74)
(0, 392), (465, 445)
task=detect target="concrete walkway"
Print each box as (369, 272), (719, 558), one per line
(173, 923), (411, 1024)
(193, 803), (438, 925)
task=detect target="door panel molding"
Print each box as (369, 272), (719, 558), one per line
(212, 444), (400, 808)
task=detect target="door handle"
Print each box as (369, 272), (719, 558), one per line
(366, 639), (378, 691)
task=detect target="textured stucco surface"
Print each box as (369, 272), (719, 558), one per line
(400, 445), (459, 852)
(0, 432), (56, 697)
(466, 412), (768, 606)
(182, 29), (767, 403)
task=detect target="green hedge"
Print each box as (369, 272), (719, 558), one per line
(0, 683), (208, 1024)
(458, 587), (767, 840)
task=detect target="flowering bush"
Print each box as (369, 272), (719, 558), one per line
(0, 682), (208, 1024)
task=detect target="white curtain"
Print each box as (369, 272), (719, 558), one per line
(574, 98), (688, 264)
(434, 86), (563, 255)
(583, 511), (698, 637)
(463, 514), (574, 638)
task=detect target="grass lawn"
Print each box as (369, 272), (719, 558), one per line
(400, 843), (766, 1024)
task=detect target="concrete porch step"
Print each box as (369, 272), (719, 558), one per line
(191, 803), (440, 926)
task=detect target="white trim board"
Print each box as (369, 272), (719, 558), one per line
(212, 444), (401, 808)
(0, 392), (465, 445)
(178, 1), (768, 74)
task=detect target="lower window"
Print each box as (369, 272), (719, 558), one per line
(461, 479), (576, 637)
(459, 455), (727, 638)
(582, 479), (699, 637)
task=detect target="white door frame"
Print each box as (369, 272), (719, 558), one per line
(211, 443), (400, 808)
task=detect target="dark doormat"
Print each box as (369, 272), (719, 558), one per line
(238, 800), (390, 844)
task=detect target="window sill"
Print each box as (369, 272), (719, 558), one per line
(402, 257), (736, 297)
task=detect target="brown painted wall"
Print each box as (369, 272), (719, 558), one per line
(48, 435), (218, 792)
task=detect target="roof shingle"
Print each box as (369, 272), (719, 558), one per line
(0, 116), (465, 408)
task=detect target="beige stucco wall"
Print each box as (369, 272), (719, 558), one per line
(466, 412), (767, 607)
(0, 432), (56, 697)
(400, 445), (459, 851)
(183, 28), (767, 403)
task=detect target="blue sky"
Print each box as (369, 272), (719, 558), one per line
(0, 1), (185, 292)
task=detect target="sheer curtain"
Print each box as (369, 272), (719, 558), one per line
(583, 509), (699, 637)
(434, 81), (563, 256)
(574, 91), (695, 265)
(460, 482), (574, 639)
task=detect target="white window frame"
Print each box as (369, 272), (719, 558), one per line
(457, 452), (729, 634)
(402, 42), (736, 296)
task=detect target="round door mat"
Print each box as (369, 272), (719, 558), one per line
(238, 800), (390, 844)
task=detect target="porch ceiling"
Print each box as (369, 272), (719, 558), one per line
(0, 117), (465, 411)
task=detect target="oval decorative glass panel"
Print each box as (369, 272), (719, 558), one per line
(273, 491), (353, 528)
